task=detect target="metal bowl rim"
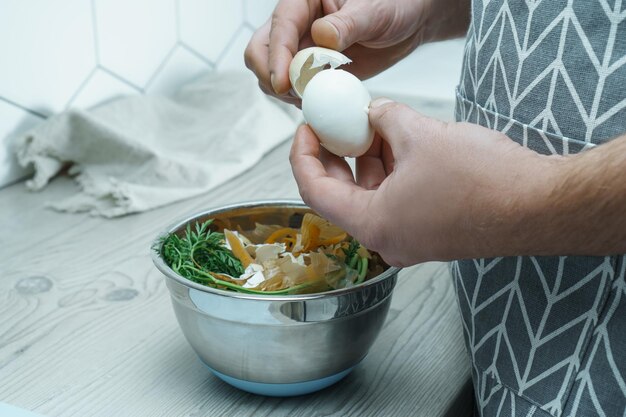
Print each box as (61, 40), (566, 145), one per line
(151, 199), (400, 302)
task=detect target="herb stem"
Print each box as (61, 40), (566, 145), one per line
(356, 257), (368, 284)
(186, 266), (311, 295)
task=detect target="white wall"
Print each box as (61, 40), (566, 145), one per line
(365, 39), (466, 102)
(0, 0), (464, 188)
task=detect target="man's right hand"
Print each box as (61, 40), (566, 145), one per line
(244, 0), (471, 106)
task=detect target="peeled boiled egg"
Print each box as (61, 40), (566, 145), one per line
(289, 47), (374, 157)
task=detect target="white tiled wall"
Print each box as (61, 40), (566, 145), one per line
(0, 0), (279, 187)
(0, 0), (464, 188)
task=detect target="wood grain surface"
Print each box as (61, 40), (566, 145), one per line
(0, 97), (473, 417)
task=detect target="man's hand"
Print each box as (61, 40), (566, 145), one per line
(290, 99), (626, 266)
(244, 0), (470, 105)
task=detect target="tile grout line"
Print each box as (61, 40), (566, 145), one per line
(178, 43), (215, 68)
(242, 21), (256, 32)
(143, 44), (180, 92)
(214, 24), (248, 69)
(97, 66), (143, 93)
(0, 3), (251, 123)
(241, 0), (248, 26)
(90, 0), (101, 65)
(0, 96), (47, 119)
(65, 67), (99, 110)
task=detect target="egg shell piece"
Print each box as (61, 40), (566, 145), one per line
(302, 69), (374, 157)
(242, 269), (266, 288)
(311, 47), (351, 68)
(289, 47), (352, 98)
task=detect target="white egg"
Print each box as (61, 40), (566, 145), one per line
(301, 69), (374, 157)
(289, 47), (374, 157)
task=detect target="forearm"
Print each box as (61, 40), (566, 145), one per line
(293, 100), (623, 266)
(498, 136), (626, 257)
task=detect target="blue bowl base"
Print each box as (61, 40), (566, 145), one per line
(202, 361), (355, 397)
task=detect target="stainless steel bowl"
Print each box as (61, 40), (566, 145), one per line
(151, 200), (399, 396)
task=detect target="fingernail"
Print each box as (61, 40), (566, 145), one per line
(270, 72), (280, 94)
(369, 98), (394, 109)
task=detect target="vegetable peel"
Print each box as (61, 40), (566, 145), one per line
(158, 214), (379, 295)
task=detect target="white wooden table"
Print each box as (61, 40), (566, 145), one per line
(0, 96), (473, 417)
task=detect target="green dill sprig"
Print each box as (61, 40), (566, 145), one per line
(157, 220), (311, 295)
(161, 220), (244, 279)
(342, 239), (368, 283)
(342, 239), (360, 261)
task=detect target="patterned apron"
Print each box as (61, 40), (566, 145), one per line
(454, 1), (626, 416)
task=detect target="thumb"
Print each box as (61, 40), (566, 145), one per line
(311, 2), (374, 51)
(368, 98), (419, 156)
(290, 125), (373, 235)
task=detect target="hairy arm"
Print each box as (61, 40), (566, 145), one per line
(290, 100), (625, 266)
(507, 135), (626, 257)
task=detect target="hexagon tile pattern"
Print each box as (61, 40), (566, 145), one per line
(95, 0), (178, 88)
(146, 46), (212, 95)
(68, 69), (141, 110)
(0, 0), (96, 115)
(217, 27), (255, 72)
(0, 0), (276, 187)
(179, 0), (243, 63)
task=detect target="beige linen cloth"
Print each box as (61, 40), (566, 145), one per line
(15, 72), (300, 217)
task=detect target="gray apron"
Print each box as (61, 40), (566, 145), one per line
(454, 1), (626, 416)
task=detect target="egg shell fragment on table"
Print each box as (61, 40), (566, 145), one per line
(302, 69), (374, 157)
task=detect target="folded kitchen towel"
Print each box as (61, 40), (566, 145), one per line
(15, 72), (300, 217)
